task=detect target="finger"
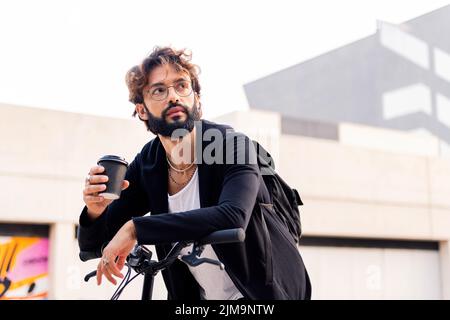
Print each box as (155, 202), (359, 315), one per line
(88, 175), (109, 185)
(116, 256), (126, 271)
(89, 166), (105, 176)
(102, 266), (117, 285)
(121, 180), (130, 190)
(96, 262), (103, 286)
(83, 184), (107, 196)
(84, 195), (105, 203)
(109, 260), (124, 279)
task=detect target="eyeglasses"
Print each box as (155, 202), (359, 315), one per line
(146, 80), (193, 101)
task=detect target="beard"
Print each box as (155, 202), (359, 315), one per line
(143, 101), (201, 138)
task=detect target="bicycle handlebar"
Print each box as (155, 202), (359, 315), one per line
(79, 228), (245, 262)
(197, 228), (245, 245)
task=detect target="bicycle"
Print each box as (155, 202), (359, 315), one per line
(79, 228), (245, 300)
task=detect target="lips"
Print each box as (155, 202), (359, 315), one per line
(167, 106), (185, 116)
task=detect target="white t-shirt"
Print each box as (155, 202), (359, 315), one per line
(168, 168), (244, 300)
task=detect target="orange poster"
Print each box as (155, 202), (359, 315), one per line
(0, 237), (49, 300)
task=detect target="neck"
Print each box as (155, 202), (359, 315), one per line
(159, 126), (197, 169)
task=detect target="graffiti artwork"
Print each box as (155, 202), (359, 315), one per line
(0, 237), (49, 300)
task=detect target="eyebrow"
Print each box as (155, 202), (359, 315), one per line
(149, 77), (189, 89)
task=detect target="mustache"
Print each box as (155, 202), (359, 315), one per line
(163, 102), (189, 115)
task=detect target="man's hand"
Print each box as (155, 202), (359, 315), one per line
(83, 165), (130, 220)
(96, 220), (137, 286)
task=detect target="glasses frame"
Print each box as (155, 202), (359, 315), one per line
(146, 80), (194, 101)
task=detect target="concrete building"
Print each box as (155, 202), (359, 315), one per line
(1, 102), (449, 299)
(244, 5), (450, 156)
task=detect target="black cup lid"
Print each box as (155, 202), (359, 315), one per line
(97, 155), (128, 166)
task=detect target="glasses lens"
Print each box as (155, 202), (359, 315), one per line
(175, 81), (192, 96)
(151, 86), (167, 101)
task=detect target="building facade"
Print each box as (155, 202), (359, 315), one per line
(244, 5), (450, 157)
(1, 103), (449, 299)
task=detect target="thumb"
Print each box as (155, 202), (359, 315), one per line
(121, 180), (130, 190)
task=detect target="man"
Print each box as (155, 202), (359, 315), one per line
(78, 46), (311, 300)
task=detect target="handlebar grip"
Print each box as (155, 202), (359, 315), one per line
(197, 228), (245, 245)
(79, 249), (102, 262)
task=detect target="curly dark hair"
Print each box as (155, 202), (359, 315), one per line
(125, 46), (201, 118)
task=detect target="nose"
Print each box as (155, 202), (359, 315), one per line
(166, 86), (180, 103)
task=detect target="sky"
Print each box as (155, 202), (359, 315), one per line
(0, 0), (449, 120)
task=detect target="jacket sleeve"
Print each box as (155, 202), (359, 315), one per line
(78, 153), (151, 252)
(132, 133), (260, 245)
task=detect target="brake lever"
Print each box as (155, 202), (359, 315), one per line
(179, 243), (225, 270)
(180, 254), (225, 270)
(84, 270), (97, 282)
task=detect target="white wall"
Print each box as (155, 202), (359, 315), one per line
(299, 245), (441, 300)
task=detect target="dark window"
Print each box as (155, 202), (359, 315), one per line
(0, 223), (49, 238)
(299, 236), (438, 251)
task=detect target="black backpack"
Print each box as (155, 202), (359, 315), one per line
(253, 141), (304, 244)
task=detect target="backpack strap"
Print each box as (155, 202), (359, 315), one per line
(252, 140), (275, 170)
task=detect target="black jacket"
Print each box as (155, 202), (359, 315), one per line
(78, 119), (311, 300)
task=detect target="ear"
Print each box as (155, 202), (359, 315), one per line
(135, 103), (149, 121)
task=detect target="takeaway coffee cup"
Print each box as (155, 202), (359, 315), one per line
(97, 155), (128, 200)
